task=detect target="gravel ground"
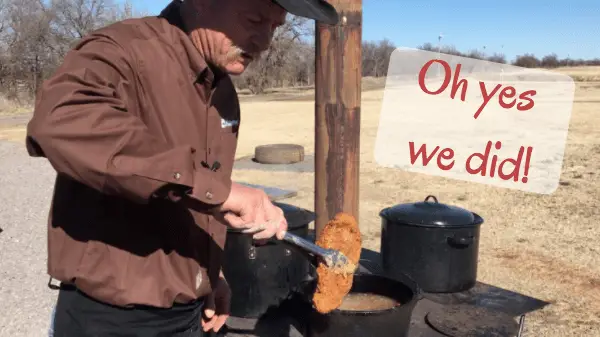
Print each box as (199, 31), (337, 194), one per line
(0, 140), (57, 337)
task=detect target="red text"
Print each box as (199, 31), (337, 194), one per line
(465, 141), (533, 183)
(409, 142), (455, 171)
(408, 140), (534, 184)
(418, 59), (537, 119)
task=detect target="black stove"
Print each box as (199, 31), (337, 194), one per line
(219, 248), (547, 337)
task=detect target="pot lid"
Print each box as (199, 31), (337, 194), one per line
(227, 202), (315, 232)
(276, 202), (315, 228)
(425, 304), (519, 337)
(379, 195), (481, 228)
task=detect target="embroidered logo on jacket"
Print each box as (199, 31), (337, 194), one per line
(221, 118), (239, 128)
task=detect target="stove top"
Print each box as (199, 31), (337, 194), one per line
(220, 248), (545, 337)
(222, 294), (520, 337)
(408, 299), (520, 337)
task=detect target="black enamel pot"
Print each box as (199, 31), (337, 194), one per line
(305, 272), (422, 337)
(380, 195), (484, 293)
(221, 202), (315, 319)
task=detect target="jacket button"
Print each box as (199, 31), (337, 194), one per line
(173, 172), (181, 180)
(206, 191), (213, 200)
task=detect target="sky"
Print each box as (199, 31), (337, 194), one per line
(130, 0), (599, 62)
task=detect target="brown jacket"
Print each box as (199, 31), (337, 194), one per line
(25, 1), (240, 308)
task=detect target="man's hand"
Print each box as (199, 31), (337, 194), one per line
(201, 274), (231, 333)
(215, 182), (288, 240)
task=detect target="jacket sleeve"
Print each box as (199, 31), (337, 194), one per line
(25, 33), (231, 205)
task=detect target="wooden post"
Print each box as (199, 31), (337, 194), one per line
(314, 0), (362, 238)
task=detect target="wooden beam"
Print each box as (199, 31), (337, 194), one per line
(314, 0), (362, 238)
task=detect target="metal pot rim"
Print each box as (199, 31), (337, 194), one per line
(311, 272), (421, 316)
(379, 195), (485, 228)
(227, 203), (315, 232)
(380, 210), (484, 229)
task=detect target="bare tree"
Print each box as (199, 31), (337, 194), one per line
(373, 39), (395, 76)
(487, 53), (507, 64)
(362, 41), (378, 77)
(106, 0), (148, 23)
(467, 49), (485, 60)
(0, 0), (143, 103)
(361, 39), (395, 77)
(51, 0), (112, 40)
(4, 0), (55, 98)
(541, 53), (559, 68)
(0, 0), (8, 35)
(513, 54), (540, 68)
(1, 0), (599, 109)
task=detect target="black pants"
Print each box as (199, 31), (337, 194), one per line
(52, 284), (208, 337)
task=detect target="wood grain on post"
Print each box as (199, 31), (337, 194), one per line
(314, 0), (362, 239)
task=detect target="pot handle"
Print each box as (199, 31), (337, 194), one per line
(424, 195), (439, 203)
(447, 235), (474, 247)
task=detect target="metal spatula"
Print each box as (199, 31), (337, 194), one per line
(282, 232), (356, 273)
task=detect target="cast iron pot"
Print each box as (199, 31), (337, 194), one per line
(305, 272), (422, 337)
(221, 202), (314, 319)
(380, 195), (484, 293)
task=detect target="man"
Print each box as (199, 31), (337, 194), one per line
(25, 0), (338, 336)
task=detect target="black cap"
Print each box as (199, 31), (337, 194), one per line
(273, 0), (339, 25)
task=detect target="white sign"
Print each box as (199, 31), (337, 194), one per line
(374, 48), (575, 194)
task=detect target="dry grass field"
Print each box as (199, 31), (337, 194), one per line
(1, 66), (598, 336)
